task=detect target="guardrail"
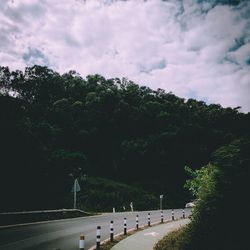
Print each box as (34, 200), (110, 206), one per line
(0, 208), (85, 215)
(0, 209), (91, 226)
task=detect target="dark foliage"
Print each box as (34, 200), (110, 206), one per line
(0, 65), (249, 211)
(155, 138), (250, 250)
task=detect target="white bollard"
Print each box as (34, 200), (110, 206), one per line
(148, 212), (151, 226)
(110, 221), (114, 242)
(172, 209), (175, 220)
(161, 210), (163, 223)
(183, 209), (185, 218)
(136, 214), (139, 230)
(79, 235), (85, 250)
(96, 226), (101, 250)
(124, 218), (127, 235)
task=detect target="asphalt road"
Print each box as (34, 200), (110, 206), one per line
(0, 209), (191, 250)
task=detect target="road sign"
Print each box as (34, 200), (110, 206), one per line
(71, 179), (81, 192)
(72, 179), (81, 209)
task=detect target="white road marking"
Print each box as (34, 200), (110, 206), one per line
(144, 232), (159, 237)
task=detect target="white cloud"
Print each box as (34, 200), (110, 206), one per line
(0, 0), (250, 112)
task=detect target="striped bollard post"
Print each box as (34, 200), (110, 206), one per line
(136, 215), (139, 230)
(124, 218), (127, 235)
(183, 209), (185, 218)
(161, 210), (163, 223)
(148, 212), (151, 226)
(96, 226), (101, 250)
(172, 209), (175, 221)
(110, 221), (114, 242)
(79, 235), (85, 250)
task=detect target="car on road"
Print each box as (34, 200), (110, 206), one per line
(185, 202), (195, 208)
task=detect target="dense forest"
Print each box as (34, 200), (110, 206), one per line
(0, 65), (249, 212)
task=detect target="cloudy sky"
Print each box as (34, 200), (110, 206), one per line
(0, 0), (250, 111)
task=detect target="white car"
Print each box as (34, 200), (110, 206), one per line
(185, 202), (195, 208)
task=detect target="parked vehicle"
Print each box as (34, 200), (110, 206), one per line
(185, 202), (195, 208)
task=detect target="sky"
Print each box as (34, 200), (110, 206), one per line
(0, 0), (250, 112)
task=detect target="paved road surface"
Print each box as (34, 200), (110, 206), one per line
(0, 209), (191, 250)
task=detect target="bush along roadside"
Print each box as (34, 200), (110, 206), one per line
(154, 137), (250, 250)
(75, 176), (159, 212)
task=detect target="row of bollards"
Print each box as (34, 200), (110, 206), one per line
(79, 209), (186, 249)
(171, 209), (185, 220)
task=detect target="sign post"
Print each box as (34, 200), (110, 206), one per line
(130, 202), (134, 212)
(71, 179), (81, 209)
(160, 194), (164, 210)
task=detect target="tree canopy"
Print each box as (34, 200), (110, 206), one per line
(0, 65), (249, 211)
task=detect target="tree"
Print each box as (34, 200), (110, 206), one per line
(0, 65), (249, 211)
(182, 138), (250, 250)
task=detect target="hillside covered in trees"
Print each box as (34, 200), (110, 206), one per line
(0, 65), (249, 212)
